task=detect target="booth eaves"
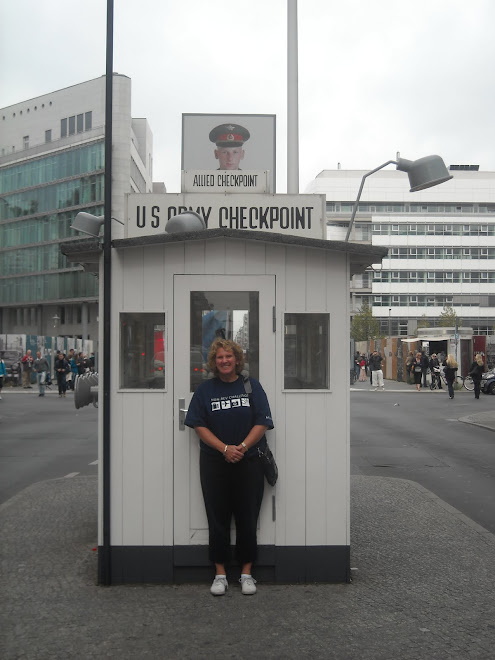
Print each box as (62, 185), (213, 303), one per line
(61, 229), (388, 277)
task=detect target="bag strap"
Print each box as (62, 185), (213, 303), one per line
(242, 374), (252, 395)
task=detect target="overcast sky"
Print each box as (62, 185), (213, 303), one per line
(1, 0), (494, 193)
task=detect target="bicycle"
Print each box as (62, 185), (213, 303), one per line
(430, 368), (465, 390)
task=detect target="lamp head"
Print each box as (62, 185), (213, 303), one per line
(396, 155), (453, 192)
(71, 212), (104, 237)
(165, 211), (206, 234)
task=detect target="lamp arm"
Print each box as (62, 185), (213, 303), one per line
(344, 160), (397, 242)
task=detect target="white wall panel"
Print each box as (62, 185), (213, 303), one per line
(121, 394), (144, 544)
(122, 248), (144, 310)
(143, 394), (167, 544)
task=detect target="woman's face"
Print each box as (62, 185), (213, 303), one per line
(215, 347), (238, 382)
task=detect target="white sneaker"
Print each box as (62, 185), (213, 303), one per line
(240, 575), (257, 595)
(210, 575), (228, 596)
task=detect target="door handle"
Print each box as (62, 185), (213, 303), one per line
(179, 398), (188, 431)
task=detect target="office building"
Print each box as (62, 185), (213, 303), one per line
(0, 75), (158, 340)
(306, 166), (495, 336)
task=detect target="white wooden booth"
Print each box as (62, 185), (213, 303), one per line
(64, 218), (386, 584)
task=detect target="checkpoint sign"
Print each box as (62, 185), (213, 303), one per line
(126, 193), (326, 240)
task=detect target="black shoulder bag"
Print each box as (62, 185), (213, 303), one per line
(243, 375), (278, 486)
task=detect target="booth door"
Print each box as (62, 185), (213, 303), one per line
(173, 274), (276, 548)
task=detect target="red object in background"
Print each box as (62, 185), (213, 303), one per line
(154, 330), (165, 371)
(473, 335), (486, 361)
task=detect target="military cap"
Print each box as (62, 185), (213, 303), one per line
(209, 123), (250, 147)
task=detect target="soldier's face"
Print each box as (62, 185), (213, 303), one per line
(214, 146), (244, 170)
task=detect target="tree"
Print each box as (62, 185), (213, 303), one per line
(417, 314), (430, 329)
(351, 302), (383, 342)
(438, 305), (462, 328)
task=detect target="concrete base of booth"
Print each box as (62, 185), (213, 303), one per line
(103, 545), (351, 584)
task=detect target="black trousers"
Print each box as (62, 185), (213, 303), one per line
(473, 378), (481, 399)
(200, 450), (265, 566)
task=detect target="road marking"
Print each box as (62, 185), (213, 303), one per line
(64, 472), (79, 478)
(89, 460), (98, 465)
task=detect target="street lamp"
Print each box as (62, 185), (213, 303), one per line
(388, 307), (392, 340)
(345, 155), (452, 242)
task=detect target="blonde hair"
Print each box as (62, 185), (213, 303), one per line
(446, 354), (458, 368)
(207, 338), (245, 376)
(475, 353), (484, 366)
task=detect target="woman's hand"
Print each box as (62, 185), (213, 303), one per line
(224, 444), (245, 463)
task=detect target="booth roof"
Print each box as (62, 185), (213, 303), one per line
(61, 229), (388, 275)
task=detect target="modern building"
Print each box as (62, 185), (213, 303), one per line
(0, 75), (159, 340)
(306, 166), (495, 336)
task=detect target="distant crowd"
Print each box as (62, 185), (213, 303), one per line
(8, 348), (95, 398)
(354, 349), (487, 399)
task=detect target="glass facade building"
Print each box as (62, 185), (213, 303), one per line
(0, 75), (156, 340)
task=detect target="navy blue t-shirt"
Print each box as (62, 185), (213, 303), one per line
(185, 376), (274, 456)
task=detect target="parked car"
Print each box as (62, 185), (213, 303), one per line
(481, 370), (495, 395)
(1, 350), (22, 385)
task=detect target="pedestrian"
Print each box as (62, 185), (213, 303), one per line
(411, 352), (423, 392)
(0, 353), (6, 400)
(185, 338), (274, 597)
(354, 351), (361, 380)
(369, 350), (385, 391)
(54, 351), (70, 397)
(469, 353), (485, 400)
(21, 349), (34, 388)
(428, 353), (442, 389)
(34, 351), (50, 397)
(70, 353), (79, 390)
(443, 354), (458, 399)
(405, 351), (414, 385)
(420, 351), (429, 388)
(358, 354), (368, 381)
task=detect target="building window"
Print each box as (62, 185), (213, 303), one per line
(284, 313), (329, 389)
(61, 118), (67, 138)
(85, 111), (92, 130)
(23, 136), (29, 149)
(76, 114), (83, 133)
(120, 313), (166, 389)
(68, 116), (75, 135)
(45, 129), (52, 142)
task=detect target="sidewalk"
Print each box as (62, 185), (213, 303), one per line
(2, 446), (495, 658)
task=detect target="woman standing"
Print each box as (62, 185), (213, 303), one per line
(469, 353), (485, 400)
(34, 351), (50, 397)
(411, 353), (423, 392)
(405, 351), (414, 385)
(358, 355), (368, 381)
(54, 352), (69, 397)
(185, 338), (274, 597)
(443, 354), (458, 399)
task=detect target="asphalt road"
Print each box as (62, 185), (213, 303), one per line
(0, 389), (97, 504)
(1, 383), (494, 539)
(351, 384), (495, 534)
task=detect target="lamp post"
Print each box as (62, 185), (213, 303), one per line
(344, 155), (452, 242)
(388, 307), (392, 341)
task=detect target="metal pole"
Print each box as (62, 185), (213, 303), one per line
(345, 160), (396, 242)
(99, 0), (114, 586)
(287, 0), (299, 193)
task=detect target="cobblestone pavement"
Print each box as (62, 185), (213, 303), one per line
(2, 465), (495, 659)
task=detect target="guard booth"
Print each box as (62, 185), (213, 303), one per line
(63, 193), (386, 584)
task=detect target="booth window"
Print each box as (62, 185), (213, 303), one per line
(120, 313), (165, 389)
(284, 313), (329, 389)
(190, 291), (259, 392)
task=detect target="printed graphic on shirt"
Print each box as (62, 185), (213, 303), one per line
(211, 395), (250, 412)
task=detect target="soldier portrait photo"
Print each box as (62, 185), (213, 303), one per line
(208, 123), (250, 170)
